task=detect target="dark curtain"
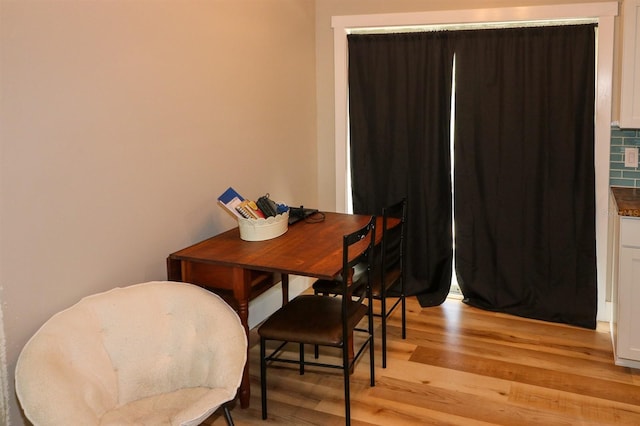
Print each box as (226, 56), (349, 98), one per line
(348, 32), (455, 305)
(453, 25), (598, 329)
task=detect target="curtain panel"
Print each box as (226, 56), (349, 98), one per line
(347, 25), (597, 328)
(453, 25), (597, 329)
(348, 32), (455, 305)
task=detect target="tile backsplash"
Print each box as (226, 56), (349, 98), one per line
(610, 126), (640, 188)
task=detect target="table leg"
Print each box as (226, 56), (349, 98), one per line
(281, 273), (289, 305)
(231, 267), (252, 409)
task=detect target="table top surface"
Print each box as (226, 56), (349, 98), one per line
(169, 212), (381, 280)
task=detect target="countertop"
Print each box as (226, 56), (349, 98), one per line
(611, 187), (640, 217)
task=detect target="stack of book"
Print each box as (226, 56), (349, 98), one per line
(218, 187), (290, 241)
(217, 187), (286, 220)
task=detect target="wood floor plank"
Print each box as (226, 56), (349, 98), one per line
(508, 382), (640, 425)
(380, 358), (512, 401)
(408, 302), (615, 363)
(203, 296), (640, 425)
(320, 393), (498, 426)
(410, 340), (640, 406)
(405, 327), (632, 384)
(402, 302), (632, 384)
(369, 375), (588, 426)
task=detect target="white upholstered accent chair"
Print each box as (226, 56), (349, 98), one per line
(15, 281), (247, 426)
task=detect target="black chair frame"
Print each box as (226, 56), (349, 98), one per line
(375, 198), (407, 367)
(259, 216), (376, 426)
(313, 198), (407, 368)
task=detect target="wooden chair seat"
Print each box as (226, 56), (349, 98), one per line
(313, 264), (401, 299)
(258, 295), (368, 346)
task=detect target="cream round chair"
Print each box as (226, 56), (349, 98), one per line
(15, 281), (247, 426)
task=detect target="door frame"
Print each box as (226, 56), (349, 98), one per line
(331, 2), (618, 322)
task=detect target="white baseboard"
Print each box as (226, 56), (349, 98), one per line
(615, 356), (640, 369)
(598, 301), (612, 323)
(248, 275), (313, 329)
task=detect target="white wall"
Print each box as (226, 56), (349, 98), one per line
(0, 0), (627, 424)
(0, 1), (316, 424)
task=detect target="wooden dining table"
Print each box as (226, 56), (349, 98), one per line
(167, 211), (387, 408)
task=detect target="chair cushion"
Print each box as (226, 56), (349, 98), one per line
(258, 295), (367, 346)
(99, 387), (229, 426)
(312, 262), (368, 295)
(312, 278), (343, 295)
(370, 266), (402, 298)
(15, 281), (247, 426)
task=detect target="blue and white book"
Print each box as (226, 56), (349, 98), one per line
(217, 187), (245, 220)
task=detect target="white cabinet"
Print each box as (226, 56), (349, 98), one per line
(614, 216), (640, 367)
(620, 0), (640, 128)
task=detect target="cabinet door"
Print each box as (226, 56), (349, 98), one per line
(620, 0), (640, 128)
(617, 246), (640, 360)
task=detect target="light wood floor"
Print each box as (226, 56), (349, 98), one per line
(205, 295), (640, 425)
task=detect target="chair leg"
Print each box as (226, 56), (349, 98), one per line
(369, 317), (375, 388)
(401, 294), (407, 339)
(313, 288), (324, 359)
(299, 343), (305, 375)
(343, 346), (351, 426)
(260, 338), (267, 420)
(222, 404), (234, 426)
(381, 297), (387, 369)
(314, 287), (320, 359)
(368, 293), (375, 387)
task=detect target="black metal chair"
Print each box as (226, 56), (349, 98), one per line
(258, 216), (376, 426)
(313, 198), (407, 368)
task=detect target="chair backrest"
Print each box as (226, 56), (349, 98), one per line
(15, 281), (247, 426)
(340, 215), (376, 318)
(379, 198), (407, 295)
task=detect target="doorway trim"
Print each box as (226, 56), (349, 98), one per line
(331, 2), (618, 322)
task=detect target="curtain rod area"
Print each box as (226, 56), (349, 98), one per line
(349, 18), (599, 35)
